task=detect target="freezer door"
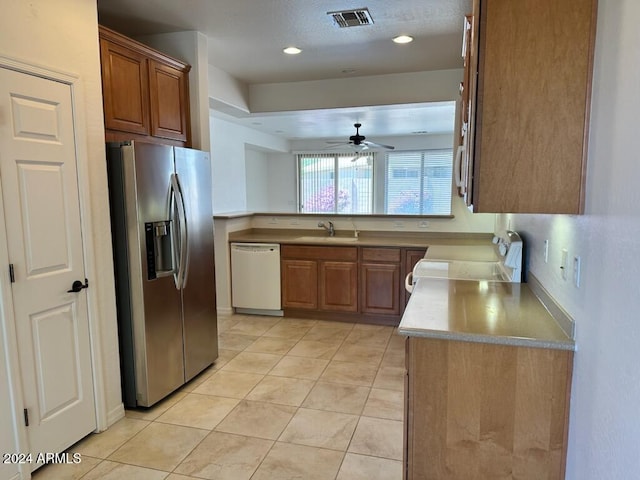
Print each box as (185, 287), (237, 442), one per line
(175, 147), (218, 380)
(121, 142), (184, 406)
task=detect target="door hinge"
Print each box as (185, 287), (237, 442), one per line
(23, 408), (29, 427)
(9, 264), (15, 283)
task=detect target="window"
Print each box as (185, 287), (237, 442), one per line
(384, 149), (452, 215)
(297, 148), (452, 215)
(298, 153), (374, 214)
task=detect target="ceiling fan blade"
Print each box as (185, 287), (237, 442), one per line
(324, 142), (354, 151)
(363, 140), (395, 150)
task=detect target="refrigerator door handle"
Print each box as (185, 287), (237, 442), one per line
(170, 173), (188, 290)
(175, 174), (190, 289)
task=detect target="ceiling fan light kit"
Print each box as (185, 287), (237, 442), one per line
(327, 123), (395, 151)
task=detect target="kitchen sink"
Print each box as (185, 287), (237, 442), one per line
(294, 236), (359, 243)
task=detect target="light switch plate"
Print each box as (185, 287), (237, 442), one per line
(543, 240), (549, 263)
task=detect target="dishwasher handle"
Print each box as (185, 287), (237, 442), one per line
(231, 243), (279, 252)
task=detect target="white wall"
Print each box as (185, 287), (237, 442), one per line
(245, 147), (270, 211)
(265, 152), (297, 212)
(0, 0), (123, 432)
(495, 0), (640, 477)
(213, 216), (253, 313)
(210, 114), (290, 213)
(249, 69), (462, 112)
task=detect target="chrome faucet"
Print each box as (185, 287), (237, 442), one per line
(318, 221), (335, 237)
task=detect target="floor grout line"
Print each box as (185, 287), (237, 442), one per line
(38, 314), (404, 480)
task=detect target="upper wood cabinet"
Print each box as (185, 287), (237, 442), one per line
(99, 26), (191, 146)
(462, 0), (597, 214)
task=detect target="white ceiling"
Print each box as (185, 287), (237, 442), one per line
(97, 0), (469, 140)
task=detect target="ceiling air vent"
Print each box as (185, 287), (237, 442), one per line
(328, 8), (374, 28)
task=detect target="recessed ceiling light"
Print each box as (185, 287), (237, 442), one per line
(393, 35), (414, 44)
(283, 46), (302, 55)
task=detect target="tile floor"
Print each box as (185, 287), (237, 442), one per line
(33, 314), (406, 480)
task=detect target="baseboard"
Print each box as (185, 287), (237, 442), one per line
(217, 306), (234, 315)
(235, 307), (284, 317)
(106, 403), (125, 429)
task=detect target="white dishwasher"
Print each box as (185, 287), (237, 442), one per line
(230, 243), (283, 316)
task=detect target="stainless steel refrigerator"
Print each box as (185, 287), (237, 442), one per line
(106, 141), (218, 407)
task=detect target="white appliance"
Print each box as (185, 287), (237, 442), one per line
(405, 231), (523, 292)
(231, 243), (283, 315)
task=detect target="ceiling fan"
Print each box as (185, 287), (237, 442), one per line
(327, 123), (395, 151)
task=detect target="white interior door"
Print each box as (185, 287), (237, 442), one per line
(0, 67), (96, 469)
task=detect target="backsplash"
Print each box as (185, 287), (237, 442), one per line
(249, 197), (495, 234)
(494, 213), (591, 322)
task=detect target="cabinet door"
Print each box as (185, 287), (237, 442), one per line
(319, 261), (358, 312)
(281, 259), (317, 309)
(100, 38), (150, 135)
(406, 337), (573, 479)
(361, 263), (401, 315)
(149, 59), (190, 142)
(471, 0), (596, 213)
(463, 0), (480, 207)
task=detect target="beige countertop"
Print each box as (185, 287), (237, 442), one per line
(228, 229), (493, 249)
(399, 277), (575, 350)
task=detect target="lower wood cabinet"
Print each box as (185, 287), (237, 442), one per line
(281, 259), (318, 309)
(281, 244), (426, 323)
(281, 245), (358, 313)
(361, 247), (402, 315)
(405, 336), (573, 480)
(319, 261), (358, 312)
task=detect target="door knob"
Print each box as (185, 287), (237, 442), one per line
(67, 278), (89, 293)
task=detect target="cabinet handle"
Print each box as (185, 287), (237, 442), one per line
(405, 272), (414, 294)
(454, 144), (465, 188)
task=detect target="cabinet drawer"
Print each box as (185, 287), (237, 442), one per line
(361, 247), (401, 263)
(281, 245), (357, 261)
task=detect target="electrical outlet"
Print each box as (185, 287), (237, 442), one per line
(543, 240), (549, 263)
(573, 256), (581, 288)
(560, 249), (568, 280)
(418, 220), (429, 228)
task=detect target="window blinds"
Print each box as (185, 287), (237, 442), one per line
(297, 153), (374, 214)
(384, 149), (452, 215)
